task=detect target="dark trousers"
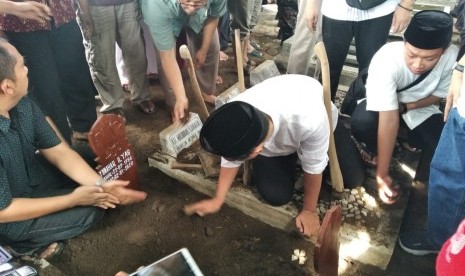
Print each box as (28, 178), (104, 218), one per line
(218, 5), (230, 51)
(3, 146), (104, 254)
(251, 153), (298, 206)
(6, 20), (97, 143)
(322, 13), (393, 100)
(351, 100), (445, 181)
(228, 0), (250, 38)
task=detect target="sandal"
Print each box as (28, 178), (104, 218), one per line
(135, 99), (156, 114)
(9, 242), (65, 261)
(378, 183), (402, 205)
(36, 242), (64, 260)
(147, 72), (158, 81)
(247, 48), (263, 58)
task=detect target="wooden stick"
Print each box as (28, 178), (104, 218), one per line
(314, 42), (344, 192)
(234, 29), (246, 92)
(171, 162), (203, 170)
(179, 45), (210, 121)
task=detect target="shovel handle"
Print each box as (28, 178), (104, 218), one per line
(314, 42), (344, 192)
(179, 45), (210, 121)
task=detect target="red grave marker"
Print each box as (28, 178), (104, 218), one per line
(314, 205), (342, 276)
(88, 114), (138, 189)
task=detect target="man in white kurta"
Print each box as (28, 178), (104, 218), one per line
(185, 74), (337, 238)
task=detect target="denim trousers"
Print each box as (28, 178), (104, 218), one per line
(428, 108), (465, 248)
(2, 146), (104, 254)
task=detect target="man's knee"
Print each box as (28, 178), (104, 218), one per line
(259, 189), (293, 207)
(351, 101), (379, 147)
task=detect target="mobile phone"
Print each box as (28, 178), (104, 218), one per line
(0, 266), (37, 276)
(0, 247), (12, 265)
(129, 248), (203, 276)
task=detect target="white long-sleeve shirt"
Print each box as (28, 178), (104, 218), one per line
(221, 74), (338, 174)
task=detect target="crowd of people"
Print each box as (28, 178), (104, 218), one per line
(0, 0), (464, 274)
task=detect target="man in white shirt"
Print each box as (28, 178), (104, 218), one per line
(398, 51), (465, 256)
(350, 10), (457, 204)
(185, 74), (337, 238)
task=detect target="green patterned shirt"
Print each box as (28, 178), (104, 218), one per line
(0, 97), (60, 238)
(141, 0), (226, 51)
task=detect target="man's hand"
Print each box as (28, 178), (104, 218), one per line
(376, 174), (400, 204)
(70, 185), (119, 209)
(172, 96), (189, 123)
(305, 0), (320, 31)
(295, 209), (320, 237)
(183, 198), (223, 216)
(391, 5), (412, 33)
(194, 49), (207, 69)
(101, 180), (147, 205)
(10, 1), (52, 22)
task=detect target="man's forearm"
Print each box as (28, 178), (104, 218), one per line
(159, 49), (187, 102)
(398, 0), (414, 9)
(214, 167), (240, 203)
(0, 1), (18, 14)
(307, 0), (323, 12)
(200, 17), (219, 53)
(302, 172), (322, 211)
(405, 95), (442, 111)
(377, 111), (399, 177)
(0, 196), (74, 223)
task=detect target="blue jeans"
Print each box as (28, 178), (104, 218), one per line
(428, 108), (465, 248)
(218, 5), (230, 51)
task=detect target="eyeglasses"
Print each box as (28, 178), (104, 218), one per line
(178, 0), (207, 9)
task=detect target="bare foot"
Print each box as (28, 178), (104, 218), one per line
(202, 92), (216, 104)
(219, 51), (229, 61)
(216, 75), (223, 84)
(38, 242), (63, 259)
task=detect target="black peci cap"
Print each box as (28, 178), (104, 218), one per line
(200, 101), (269, 159)
(404, 10), (453, 50)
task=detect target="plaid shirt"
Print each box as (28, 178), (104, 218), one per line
(0, 0), (76, 32)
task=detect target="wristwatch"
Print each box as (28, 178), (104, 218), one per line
(399, 103), (408, 114)
(453, 62), (464, 73)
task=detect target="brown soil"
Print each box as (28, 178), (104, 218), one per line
(35, 35), (437, 276)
